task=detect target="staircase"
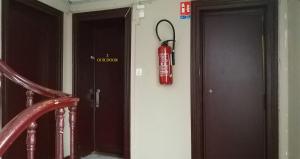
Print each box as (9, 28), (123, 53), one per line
(0, 60), (79, 159)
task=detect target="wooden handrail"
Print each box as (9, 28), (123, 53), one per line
(0, 60), (79, 159)
(0, 97), (79, 156)
(0, 60), (68, 98)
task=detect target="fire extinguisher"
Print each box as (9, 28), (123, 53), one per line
(155, 19), (176, 85)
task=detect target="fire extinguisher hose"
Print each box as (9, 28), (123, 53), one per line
(155, 19), (176, 65)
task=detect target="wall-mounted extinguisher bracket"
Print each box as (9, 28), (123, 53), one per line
(156, 19), (176, 85)
(155, 19), (176, 66)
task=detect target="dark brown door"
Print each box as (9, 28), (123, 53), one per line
(93, 18), (125, 155)
(1, 0), (62, 159)
(203, 9), (265, 159)
(74, 20), (94, 156)
(191, 1), (278, 159)
(73, 8), (131, 158)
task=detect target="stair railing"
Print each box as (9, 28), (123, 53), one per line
(0, 60), (79, 159)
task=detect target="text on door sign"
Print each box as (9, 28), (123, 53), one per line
(97, 57), (119, 63)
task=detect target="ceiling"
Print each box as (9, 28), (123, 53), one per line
(66, 0), (149, 4)
(67, 0), (110, 4)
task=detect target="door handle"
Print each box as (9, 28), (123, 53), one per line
(96, 89), (101, 108)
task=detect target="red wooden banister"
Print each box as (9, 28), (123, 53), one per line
(0, 60), (79, 159)
(0, 60), (68, 98)
(0, 97), (79, 156)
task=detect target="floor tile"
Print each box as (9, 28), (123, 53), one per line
(82, 153), (122, 159)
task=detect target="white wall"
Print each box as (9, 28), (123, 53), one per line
(62, 12), (73, 156)
(130, 1), (191, 159)
(278, 0), (289, 158)
(288, 0), (300, 159)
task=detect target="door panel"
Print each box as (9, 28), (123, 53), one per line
(76, 21), (95, 156)
(74, 8), (131, 158)
(2, 0), (62, 159)
(93, 18), (125, 155)
(202, 9), (265, 159)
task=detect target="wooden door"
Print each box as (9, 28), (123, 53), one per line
(204, 9), (265, 158)
(1, 0), (62, 159)
(93, 18), (125, 155)
(191, 1), (278, 159)
(73, 8), (131, 158)
(75, 21), (95, 156)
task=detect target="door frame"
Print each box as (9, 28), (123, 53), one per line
(73, 8), (132, 159)
(191, 0), (278, 159)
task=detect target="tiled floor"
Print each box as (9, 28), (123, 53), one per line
(81, 153), (122, 159)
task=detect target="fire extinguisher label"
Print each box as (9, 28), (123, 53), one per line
(160, 65), (168, 75)
(159, 52), (170, 76)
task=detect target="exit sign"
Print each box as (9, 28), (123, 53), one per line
(180, 1), (191, 19)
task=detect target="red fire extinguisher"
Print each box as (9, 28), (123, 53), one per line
(156, 19), (176, 85)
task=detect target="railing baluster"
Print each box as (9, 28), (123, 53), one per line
(26, 90), (37, 159)
(55, 108), (65, 159)
(69, 106), (77, 159)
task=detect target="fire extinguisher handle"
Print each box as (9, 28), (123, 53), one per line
(156, 19), (176, 66)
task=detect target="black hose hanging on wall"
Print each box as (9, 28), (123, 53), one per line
(155, 19), (176, 65)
